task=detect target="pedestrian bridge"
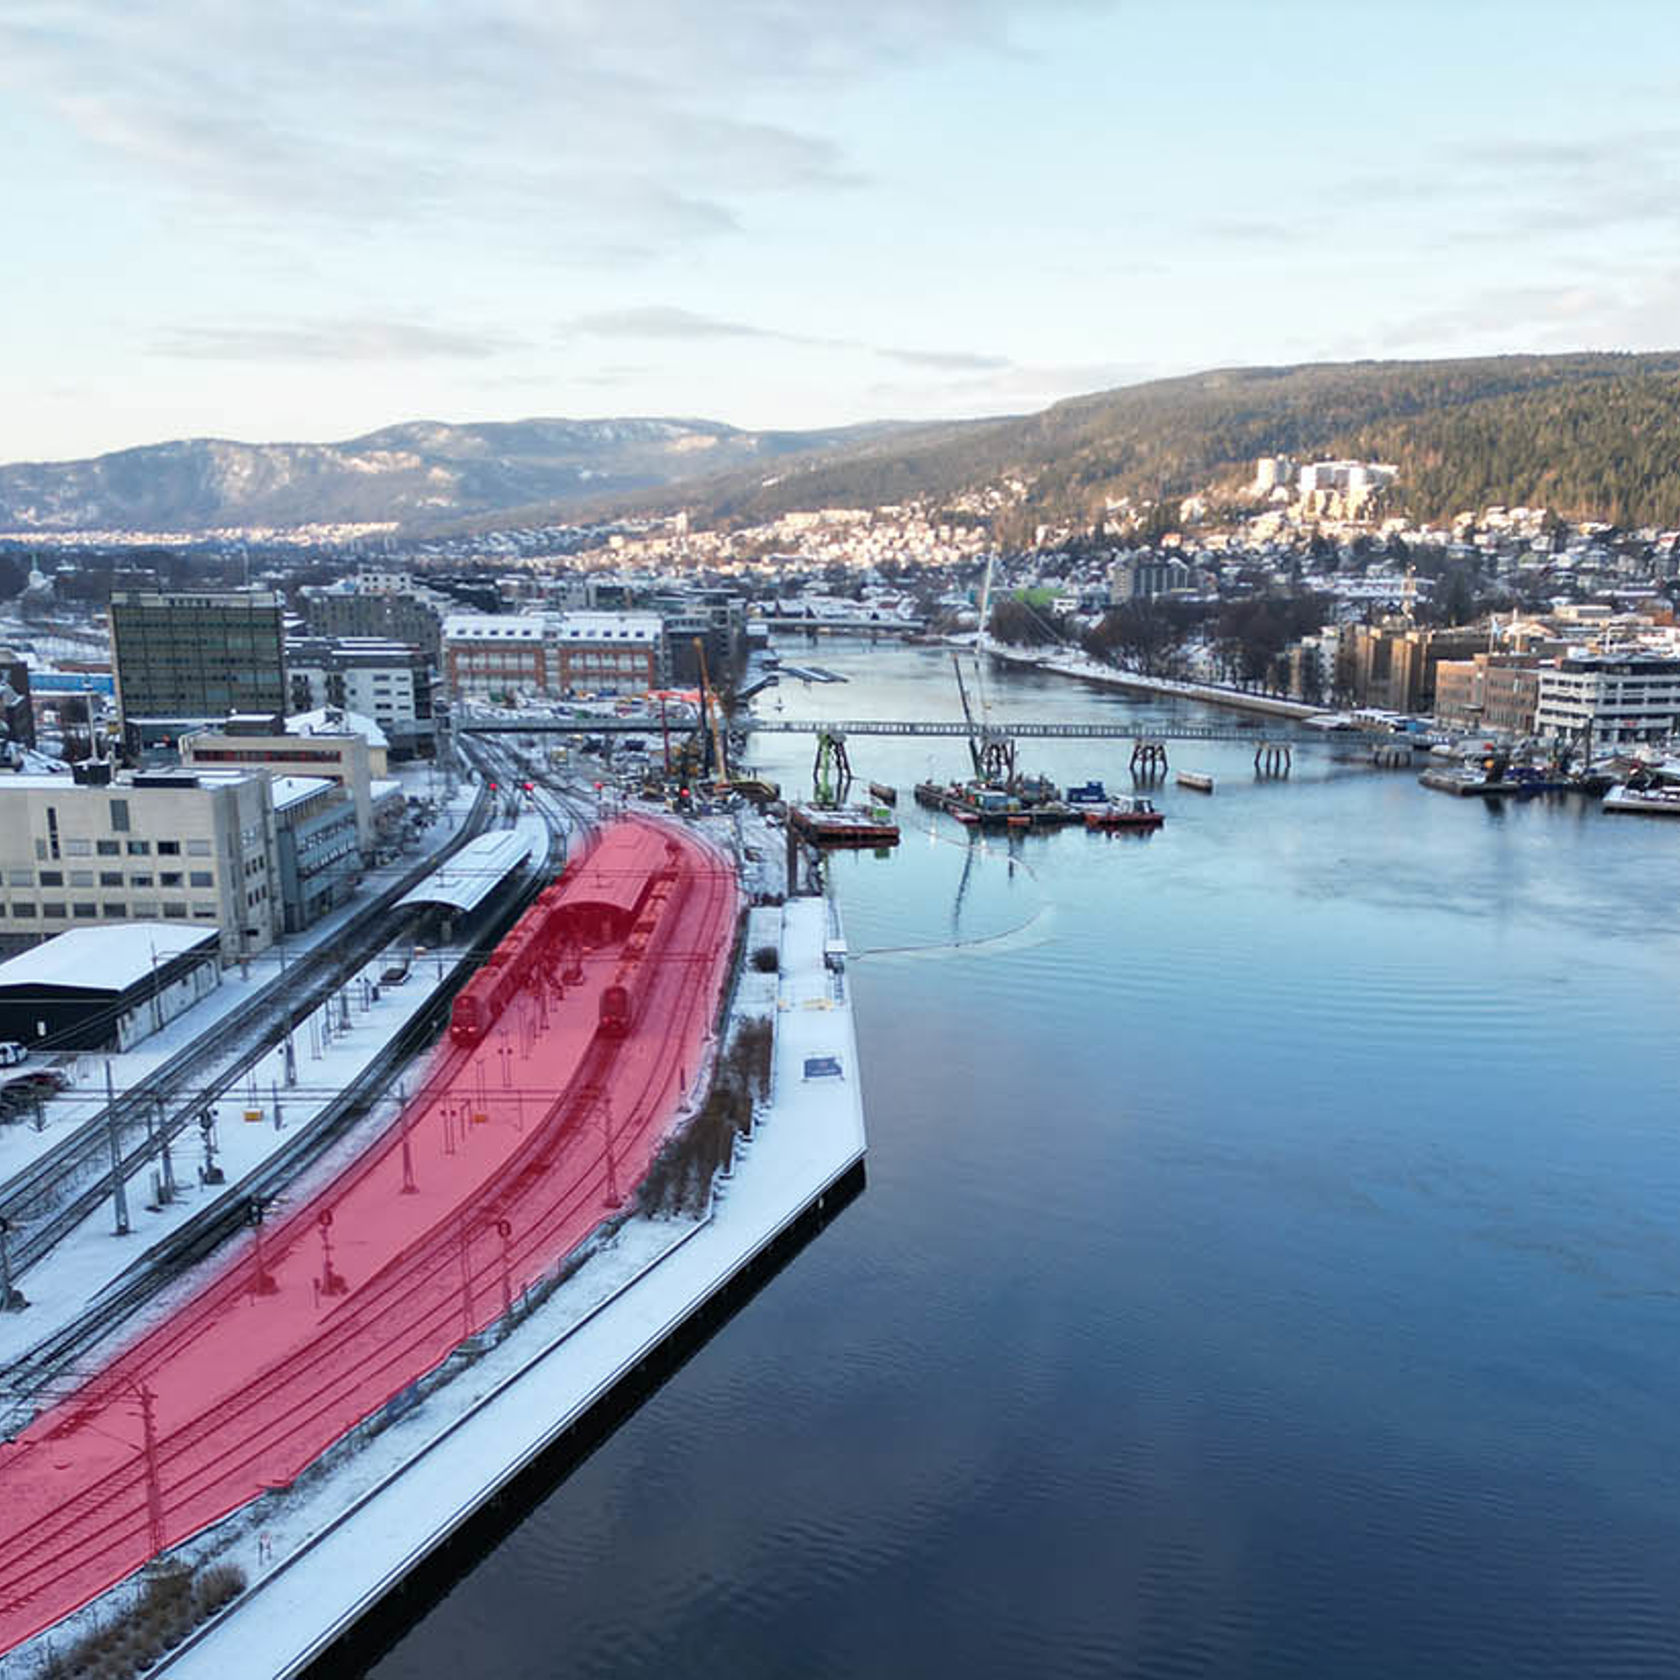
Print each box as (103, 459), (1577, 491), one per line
(738, 718), (1322, 742)
(457, 713), (1328, 743)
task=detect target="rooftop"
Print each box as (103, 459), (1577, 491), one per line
(270, 775), (336, 812)
(0, 923), (220, 995)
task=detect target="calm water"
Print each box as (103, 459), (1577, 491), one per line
(372, 640), (1680, 1680)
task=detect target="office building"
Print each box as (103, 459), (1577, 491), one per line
(109, 590), (286, 745)
(0, 767), (279, 959)
(286, 636), (433, 759)
(1534, 652), (1680, 748)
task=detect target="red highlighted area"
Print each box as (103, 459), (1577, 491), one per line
(0, 817), (738, 1655)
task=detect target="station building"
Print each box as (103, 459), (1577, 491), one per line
(271, 776), (360, 932)
(0, 922), (222, 1051)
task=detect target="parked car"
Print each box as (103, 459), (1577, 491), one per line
(8, 1069), (67, 1095)
(0, 1042), (27, 1069)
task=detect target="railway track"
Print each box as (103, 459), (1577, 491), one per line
(0, 815), (737, 1650)
(0, 779), (496, 1279)
(0, 763), (589, 1410)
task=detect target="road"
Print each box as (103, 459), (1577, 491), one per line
(0, 815), (739, 1657)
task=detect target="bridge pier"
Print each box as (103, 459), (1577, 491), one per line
(1254, 742), (1291, 778)
(1131, 739), (1168, 779)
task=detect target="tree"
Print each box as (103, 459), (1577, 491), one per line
(988, 599), (1059, 648)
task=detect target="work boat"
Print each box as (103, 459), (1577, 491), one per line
(1084, 794), (1164, 831)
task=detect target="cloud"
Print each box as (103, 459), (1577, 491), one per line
(0, 0), (1074, 257)
(1347, 128), (1680, 242)
(560, 305), (1015, 372)
(1370, 272), (1680, 358)
(877, 347), (1014, 371)
(153, 318), (524, 362)
(563, 307), (809, 344)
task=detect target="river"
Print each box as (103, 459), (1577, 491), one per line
(371, 637), (1680, 1680)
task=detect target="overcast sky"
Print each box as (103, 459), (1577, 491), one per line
(3, 0), (1678, 462)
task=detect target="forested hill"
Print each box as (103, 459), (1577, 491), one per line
(677, 353), (1680, 534)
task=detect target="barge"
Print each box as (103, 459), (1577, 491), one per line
(789, 803), (900, 846)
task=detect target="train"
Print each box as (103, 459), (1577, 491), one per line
(589, 856), (691, 1042)
(449, 879), (574, 1045)
(597, 984), (631, 1037)
(449, 833), (691, 1047)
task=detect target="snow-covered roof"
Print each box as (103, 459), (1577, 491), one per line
(285, 707), (389, 750)
(270, 775), (336, 812)
(555, 612), (660, 643)
(0, 923), (220, 995)
(443, 615), (543, 641)
(395, 823), (537, 915)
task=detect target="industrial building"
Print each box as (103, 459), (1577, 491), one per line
(442, 611), (665, 699)
(109, 589), (287, 746)
(0, 922), (222, 1051)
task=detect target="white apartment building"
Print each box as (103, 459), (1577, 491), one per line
(1534, 652), (1680, 747)
(286, 636), (433, 759)
(0, 769), (279, 959)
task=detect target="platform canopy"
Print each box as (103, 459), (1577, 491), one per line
(396, 826), (537, 916)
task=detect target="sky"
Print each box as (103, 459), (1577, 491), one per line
(3, 0), (1680, 463)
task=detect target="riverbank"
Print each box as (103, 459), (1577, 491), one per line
(156, 892), (863, 1680)
(981, 641), (1326, 722)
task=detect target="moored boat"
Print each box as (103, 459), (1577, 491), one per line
(1604, 784), (1680, 816)
(1084, 795), (1164, 831)
(1177, 771), (1214, 793)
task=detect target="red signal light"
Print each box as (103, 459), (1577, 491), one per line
(488, 780), (498, 791)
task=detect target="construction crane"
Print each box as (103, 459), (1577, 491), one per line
(812, 730), (852, 808)
(693, 636), (731, 787)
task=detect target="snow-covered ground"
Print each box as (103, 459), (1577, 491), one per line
(127, 892), (865, 1680)
(980, 640), (1326, 721)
